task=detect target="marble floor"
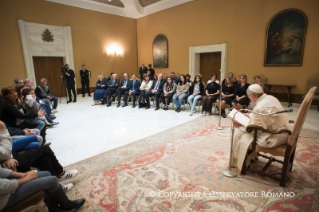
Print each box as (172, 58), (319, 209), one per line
(48, 95), (319, 166)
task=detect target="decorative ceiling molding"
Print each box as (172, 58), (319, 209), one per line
(44, 0), (193, 19)
(91, 0), (124, 8)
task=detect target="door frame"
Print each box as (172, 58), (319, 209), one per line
(18, 19), (75, 88)
(189, 43), (227, 81)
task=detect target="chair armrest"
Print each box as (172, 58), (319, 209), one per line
(246, 125), (292, 135)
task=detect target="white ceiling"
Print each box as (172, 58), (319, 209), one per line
(45, 0), (194, 19)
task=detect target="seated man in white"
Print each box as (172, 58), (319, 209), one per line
(232, 84), (291, 174)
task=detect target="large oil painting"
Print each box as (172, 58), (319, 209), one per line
(265, 9), (307, 66)
(153, 34), (168, 68)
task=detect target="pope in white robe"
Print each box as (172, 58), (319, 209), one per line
(232, 84), (292, 174)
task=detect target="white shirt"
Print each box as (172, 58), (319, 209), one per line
(140, 80), (153, 91)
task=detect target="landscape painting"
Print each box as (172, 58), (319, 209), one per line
(265, 9), (307, 66)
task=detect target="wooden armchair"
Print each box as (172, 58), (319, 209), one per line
(2, 191), (45, 212)
(246, 86), (317, 187)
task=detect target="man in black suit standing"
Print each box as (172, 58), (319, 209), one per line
(101, 73), (119, 107)
(123, 74), (140, 108)
(148, 64), (155, 80)
(145, 73), (165, 110)
(139, 62), (148, 81)
(63, 64), (77, 103)
(79, 65), (91, 97)
(116, 73), (130, 107)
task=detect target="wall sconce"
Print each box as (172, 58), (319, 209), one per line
(105, 43), (123, 57)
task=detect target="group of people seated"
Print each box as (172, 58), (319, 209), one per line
(93, 71), (264, 117)
(0, 78), (86, 211)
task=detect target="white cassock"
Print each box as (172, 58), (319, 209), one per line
(232, 94), (292, 174)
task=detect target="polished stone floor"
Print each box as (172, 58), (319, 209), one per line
(48, 95), (319, 166)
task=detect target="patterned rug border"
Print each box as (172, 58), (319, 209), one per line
(65, 116), (206, 169)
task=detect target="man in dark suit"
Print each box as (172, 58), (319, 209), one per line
(139, 62), (148, 81)
(116, 73), (130, 107)
(123, 74), (140, 108)
(148, 64), (155, 80)
(79, 65), (91, 97)
(145, 73), (165, 110)
(63, 64), (77, 103)
(101, 73), (119, 107)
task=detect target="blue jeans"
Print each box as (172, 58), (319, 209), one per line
(11, 129), (43, 144)
(12, 135), (40, 152)
(2, 171), (60, 210)
(173, 93), (188, 108)
(25, 117), (45, 131)
(188, 95), (202, 111)
(44, 96), (58, 109)
(39, 103), (51, 115)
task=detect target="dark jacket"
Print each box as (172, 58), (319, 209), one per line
(150, 80), (165, 93)
(128, 79), (141, 92)
(35, 86), (51, 99)
(119, 79), (130, 91)
(107, 79), (120, 89)
(172, 77), (179, 84)
(96, 80), (107, 89)
(189, 82), (204, 96)
(0, 102), (37, 127)
(139, 66), (148, 78)
(64, 69), (75, 85)
(79, 69), (90, 83)
(148, 68), (155, 79)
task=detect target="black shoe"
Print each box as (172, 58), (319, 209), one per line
(155, 107), (159, 111)
(47, 185), (85, 210)
(177, 107), (181, 113)
(145, 106), (150, 109)
(88, 94), (92, 97)
(132, 104), (136, 108)
(73, 99), (76, 103)
(107, 104), (111, 107)
(117, 104), (120, 108)
(222, 109), (226, 118)
(122, 104), (127, 107)
(82, 95), (84, 97)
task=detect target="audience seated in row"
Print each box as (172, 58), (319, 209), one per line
(92, 71), (263, 116)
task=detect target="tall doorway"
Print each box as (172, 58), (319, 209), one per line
(33, 57), (65, 97)
(200, 52), (221, 84)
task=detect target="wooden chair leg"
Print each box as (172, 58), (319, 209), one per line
(289, 150), (296, 172)
(280, 157), (289, 187)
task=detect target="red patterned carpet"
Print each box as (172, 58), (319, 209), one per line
(63, 116), (318, 211)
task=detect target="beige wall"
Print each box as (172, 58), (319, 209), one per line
(137, 0), (319, 94)
(0, 0), (137, 89)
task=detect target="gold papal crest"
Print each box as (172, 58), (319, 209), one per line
(42, 29), (54, 42)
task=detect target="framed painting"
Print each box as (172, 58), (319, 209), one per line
(265, 9), (307, 66)
(153, 34), (168, 68)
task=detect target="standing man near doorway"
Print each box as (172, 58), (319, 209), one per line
(63, 64), (76, 103)
(139, 62), (147, 81)
(79, 65), (91, 97)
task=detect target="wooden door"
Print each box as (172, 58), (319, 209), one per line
(200, 52), (221, 84)
(33, 57), (64, 97)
